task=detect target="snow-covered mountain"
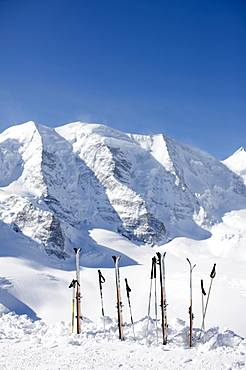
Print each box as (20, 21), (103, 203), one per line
(222, 147), (246, 183)
(0, 121), (245, 258)
(0, 120), (246, 365)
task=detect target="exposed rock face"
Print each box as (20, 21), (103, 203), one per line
(0, 195), (67, 259)
(0, 121), (245, 257)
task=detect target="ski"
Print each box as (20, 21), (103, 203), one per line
(187, 258), (196, 347)
(112, 255), (124, 340)
(74, 248), (82, 334)
(156, 252), (167, 345)
(125, 278), (135, 338)
(98, 269), (106, 333)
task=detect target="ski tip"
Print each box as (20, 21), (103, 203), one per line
(112, 255), (121, 263)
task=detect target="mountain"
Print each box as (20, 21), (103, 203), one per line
(0, 121), (245, 259)
(222, 147), (246, 183)
(0, 121), (246, 344)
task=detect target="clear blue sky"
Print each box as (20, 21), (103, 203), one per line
(0, 0), (245, 159)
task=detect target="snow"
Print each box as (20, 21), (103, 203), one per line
(223, 147), (246, 184)
(1, 225), (246, 368)
(0, 121), (246, 368)
(0, 312), (246, 369)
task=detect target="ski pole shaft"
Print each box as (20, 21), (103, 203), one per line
(147, 257), (156, 317)
(201, 280), (206, 331)
(125, 278), (135, 338)
(200, 264), (216, 337)
(98, 270), (106, 333)
(146, 257), (156, 337)
(154, 259), (158, 344)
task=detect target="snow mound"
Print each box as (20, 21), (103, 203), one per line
(0, 312), (245, 369)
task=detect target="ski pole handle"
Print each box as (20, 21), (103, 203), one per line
(151, 256), (157, 279)
(98, 270), (105, 285)
(69, 279), (77, 288)
(201, 279), (206, 296)
(125, 278), (131, 298)
(210, 264), (216, 279)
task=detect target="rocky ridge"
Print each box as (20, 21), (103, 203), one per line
(0, 121), (245, 258)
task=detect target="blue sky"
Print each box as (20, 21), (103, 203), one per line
(0, 0), (245, 160)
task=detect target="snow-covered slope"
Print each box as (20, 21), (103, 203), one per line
(0, 121), (245, 253)
(223, 147), (246, 184)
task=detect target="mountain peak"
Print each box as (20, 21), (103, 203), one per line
(0, 121), (246, 257)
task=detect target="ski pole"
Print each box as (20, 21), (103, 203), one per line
(125, 278), (135, 339)
(112, 256), (124, 340)
(74, 248), (82, 334)
(201, 280), (206, 329)
(200, 279), (206, 342)
(146, 257), (156, 333)
(157, 252), (167, 345)
(199, 264), (216, 340)
(154, 256), (158, 344)
(69, 279), (77, 333)
(187, 258), (196, 347)
(98, 269), (106, 333)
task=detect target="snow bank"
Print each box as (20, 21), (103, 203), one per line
(0, 312), (245, 369)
